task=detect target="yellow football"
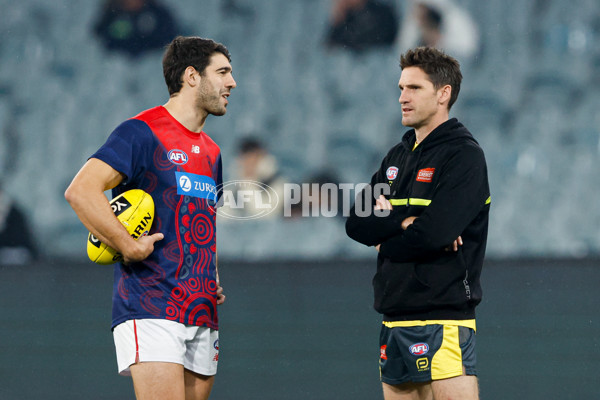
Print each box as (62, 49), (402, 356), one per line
(87, 189), (155, 265)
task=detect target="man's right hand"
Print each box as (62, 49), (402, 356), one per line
(445, 236), (463, 252)
(401, 216), (418, 230)
(123, 232), (164, 263)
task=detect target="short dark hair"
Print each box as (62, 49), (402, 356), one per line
(162, 36), (231, 95)
(238, 137), (265, 155)
(400, 47), (462, 109)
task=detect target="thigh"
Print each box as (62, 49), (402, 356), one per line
(184, 369), (215, 400)
(431, 374), (479, 400)
(130, 361), (185, 400)
(383, 381), (433, 400)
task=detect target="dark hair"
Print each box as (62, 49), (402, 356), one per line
(238, 137), (265, 155)
(162, 36), (231, 95)
(400, 47), (462, 109)
(423, 6), (442, 30)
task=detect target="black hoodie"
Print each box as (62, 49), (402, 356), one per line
(346, 118), (490, 321)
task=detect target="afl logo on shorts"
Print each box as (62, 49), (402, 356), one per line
(168, 149), (188, 165)
(386, 166), (399, 180)
(409, 343), (429, 356)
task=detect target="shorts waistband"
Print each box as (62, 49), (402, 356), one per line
(382, 319), (476, 331)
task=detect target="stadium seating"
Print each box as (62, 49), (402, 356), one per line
(0, 0), (599, 259)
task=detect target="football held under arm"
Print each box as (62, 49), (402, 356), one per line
(65, 158), (163, 263)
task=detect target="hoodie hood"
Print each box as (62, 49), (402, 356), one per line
(401, 118), (478, 151)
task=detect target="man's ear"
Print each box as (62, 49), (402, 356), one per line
(438, 84), (452, 106)
(183, 66), (200, 88)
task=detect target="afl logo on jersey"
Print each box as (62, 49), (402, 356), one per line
(168, 149), (188, 165)
(409, 343), (429, 356)
(386, 166), (399, 180)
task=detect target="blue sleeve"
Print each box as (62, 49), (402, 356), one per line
(91, 119), (156, 185)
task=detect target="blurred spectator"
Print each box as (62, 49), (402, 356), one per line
(222, 137), (287, 220)
(398, 0), (479, 61)
(413, 3), (443, 49)
(0, 183), (37, 265)
(305, 171), (345, 219)
(285, 170), (345, 220)
(325, 0), (399, 53)
(221, 0), (255, 18)
(93, 0), (180, 58)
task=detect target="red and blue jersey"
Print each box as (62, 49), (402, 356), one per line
(91, 106), (222, 330)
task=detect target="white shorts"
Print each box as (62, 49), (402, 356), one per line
(113, 319), (219, 376)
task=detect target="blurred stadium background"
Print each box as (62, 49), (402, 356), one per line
(0, 0), (599, 399)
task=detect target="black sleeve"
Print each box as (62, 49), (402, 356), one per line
(379, 145), (489, 261)
(345, 152), (405, 246)
(345, 183), (404, 246)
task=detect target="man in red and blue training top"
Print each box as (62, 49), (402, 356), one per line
(66, 36), (236, 400)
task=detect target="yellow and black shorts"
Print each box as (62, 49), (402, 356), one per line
(379, 320), (477, 385)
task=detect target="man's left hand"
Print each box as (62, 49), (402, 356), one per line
(216, 276), (226, 305)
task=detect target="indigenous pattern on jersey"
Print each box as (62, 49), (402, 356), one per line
(91, 106), (222, 330)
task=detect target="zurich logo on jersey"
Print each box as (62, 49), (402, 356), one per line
(175, 172), (218, 203)
(168, 149), (188, 165)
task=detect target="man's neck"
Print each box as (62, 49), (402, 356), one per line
(414, 114), (449, 144)
(163, 95), (207, 133)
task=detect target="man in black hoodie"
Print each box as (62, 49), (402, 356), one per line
(346, 47), (490, 400)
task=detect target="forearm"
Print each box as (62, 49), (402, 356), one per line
(379, 148), (490, 261)
(65, 159), (144, 260)
(379, 206), (473, 262)
(345, 207), (404, 246)
(378, 231), (436, 262)
(66, 184), (140, 256)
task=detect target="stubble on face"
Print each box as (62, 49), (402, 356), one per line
(398, 67), (439, 130)
(195, 53), (234, 117)
(196, 80), (227, 117)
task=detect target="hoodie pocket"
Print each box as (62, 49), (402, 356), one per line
(417, 252), (470, 308)
(373, 252), (469, 315)
(373, 259), (432, 315)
